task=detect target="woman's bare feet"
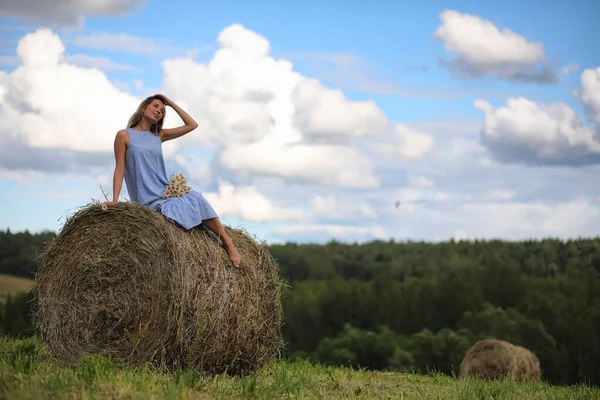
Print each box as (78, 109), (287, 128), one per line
(202, 217), (242, 267)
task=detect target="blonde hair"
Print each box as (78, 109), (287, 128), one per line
(127, 95), (167, 134)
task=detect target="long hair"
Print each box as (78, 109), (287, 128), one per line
(127, 95), (167, 134)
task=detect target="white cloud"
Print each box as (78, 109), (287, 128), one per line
(561, 63), (579, 75)
(474, 67), (600, 166)
(310, 194), (377, 221)
(377, 198), (600, 242)
(172, 154), (213, 191)
(0, 0), (145, 27)
(405, 187), (451, 203)
(381, 119), (486, 174)
(71, 33), (159, 55)
(1, 29), (137, 152)
(486, 189), (516, 201)
(457, 200), (599, 239)
(408, 175), (436, 188)
(218, 143), (379, 188)
(13, 190), (93, 201)
(218, 24), (271, 56)
(578, 67), (600, 124)
(273, 224), (388, 243)
(4, 24), (598, 245)
(133, 79), (144, 91)
(0, 169), (44, 183)
(291, 77), (388, 142)
(0, 28), (180, 176)
(161, 55), (290, 148)
(434, 9), (556, 83)
(63, 54), (137, 71)
(390, 188), (425, 204)
(475, 95), (600, 165)
(160, 23), (425, 188)
(395, 125), (436, 159)
(0, 24), (432, 191)
(203, 181), (305, 222)
(96, 173), (112, 189)
(284, 50), (516, 100)
(372, 124), (435, 160)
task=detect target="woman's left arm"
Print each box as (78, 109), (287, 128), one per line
(158, 95), (199, 142)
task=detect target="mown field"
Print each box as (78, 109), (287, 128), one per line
(0, 274), (33, 302)
(1, 337), (598, 400)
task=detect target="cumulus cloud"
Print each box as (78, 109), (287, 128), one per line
(1, 29), (135, 152)
(0, 134), (111, 173)
(292, 77), (388, 143)
(578, 67), (600, 124)
(367, 196), (600, 243)
(371, 124), (435, 160)
(273, 224), (388, 244)
(476, 67), (600, 166)
(561, 63), (580, 76)
(0, 28), (180, 176)
(285, 50), (513, 99)
(62, 54), (137, 71)
(408, 175), (436, 188)
(172, 153), (213, 191)
(0, 0), (145, 27)
(71, 33), (159, 55)
(434, 9), (557, 84)
(0, 23), (428, 193)
(310, 194), (377, 221)
(302, 177), (596, 245)
(161, 23), (426, 188)
(451, 200), (600, 240)
(10, 24), (595, 244)
(486, 189), (517, 201)
(476, 97), (600, 165)
(203, 181), (305, 222)
(389, 187), (450, 205)
(217, 143), (379, 188)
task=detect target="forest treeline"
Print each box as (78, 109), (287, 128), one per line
(1, 229), (599, 386)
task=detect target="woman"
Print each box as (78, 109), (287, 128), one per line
(101, 94), (242, 268)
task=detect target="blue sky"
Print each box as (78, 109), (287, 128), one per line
(0, 0), (599, 243)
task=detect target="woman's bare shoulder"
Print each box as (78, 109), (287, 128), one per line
(116, 128), (130, 138)
(115, 129), (130, 147)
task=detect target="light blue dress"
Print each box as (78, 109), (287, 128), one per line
(123, 128), (218, 230)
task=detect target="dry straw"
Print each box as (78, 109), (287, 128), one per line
(32, 201), (284, 376)
(459, 338), (542, 382)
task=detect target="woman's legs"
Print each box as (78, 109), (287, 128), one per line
(202, 217), (242, 267)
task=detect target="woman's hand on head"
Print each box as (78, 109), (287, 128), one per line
(155, 94), (173, 107)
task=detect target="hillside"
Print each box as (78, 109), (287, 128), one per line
(2, 230), (600, 386)
(0, 274), (34, 299)
(1, 337), (598, 399)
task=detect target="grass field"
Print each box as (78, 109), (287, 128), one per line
(1, 337), (598, 399)
(0, 274), (33, 301)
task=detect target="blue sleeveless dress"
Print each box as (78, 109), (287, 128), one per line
(123, 128), (218, 230)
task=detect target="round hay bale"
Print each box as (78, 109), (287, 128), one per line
(459, 338), (541, 382)
(32, 201), (283, 376)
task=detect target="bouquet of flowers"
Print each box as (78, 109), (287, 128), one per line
(161, 173), (191, 198)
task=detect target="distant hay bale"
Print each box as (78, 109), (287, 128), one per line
(459, 338), (541, 382)
(32, 201), (283, 376)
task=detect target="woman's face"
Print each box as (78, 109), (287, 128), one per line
(144, 99), (165, 123)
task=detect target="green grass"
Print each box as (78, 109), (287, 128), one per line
(1, 337), (598, 399)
